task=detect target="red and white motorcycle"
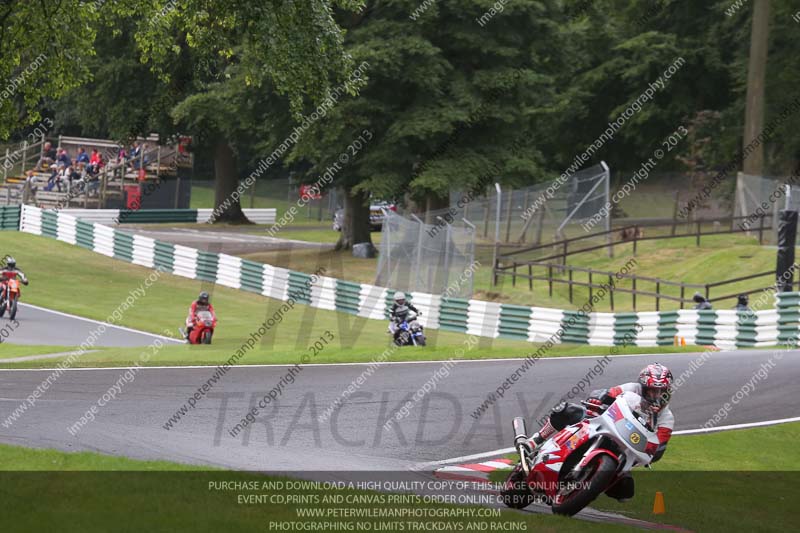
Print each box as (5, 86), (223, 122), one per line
(501, 393), (657, 516)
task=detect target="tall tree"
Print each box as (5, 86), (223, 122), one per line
(742, 0), (771, 175)
(0, 1), (99, 139)
(118, 0), (365, 222)
(281, 0), (564, 249)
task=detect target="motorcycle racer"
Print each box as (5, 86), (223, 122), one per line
(184, 291), (215, 341)
(388, 291), (419, 337)
(1, 257), (29, 299)
(527, 363), (674, 501)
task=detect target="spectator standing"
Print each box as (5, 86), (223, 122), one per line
(22, 170), (37, 203)
(735, 294), (751, 312)
(692, 292), (712, 310)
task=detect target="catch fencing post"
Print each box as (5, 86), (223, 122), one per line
(491, 183), (502, 286)
(504, 187), (513, 243)
(411, 213), (425, 293)
(602, 162), (612, 257)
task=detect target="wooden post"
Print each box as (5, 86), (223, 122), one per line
(632, 277), (637, 310)
(656, 281), (660, 311)
(562, 241), (568, 267)
(705, 284), (710, 301)
(671, 191), (679, 236)
(569, 269), (574, 303)
(758, 215), (764, 244)
(588, 271), (593, 303)
(512, 262), (517, 287)
(548, 265), (553, 297)
(528, 264), (533, 291)
(696, 221), (701, 246)
(680, 285), (685, 309)
(608, 274), (614, 311)
(633, 227), (638, 255)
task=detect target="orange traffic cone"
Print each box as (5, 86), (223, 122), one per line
(680, 337), (686, 347)
(653, 491), (665, 514)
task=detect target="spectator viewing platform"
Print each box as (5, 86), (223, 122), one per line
(1, 134), (193, 211)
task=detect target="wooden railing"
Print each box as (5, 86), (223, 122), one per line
(493, 260), (792, 311)
(500, 215), (772, 265)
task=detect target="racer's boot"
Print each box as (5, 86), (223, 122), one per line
(605, 475), (634, 502)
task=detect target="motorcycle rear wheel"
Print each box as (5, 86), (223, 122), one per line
(551, 454), (618, 517)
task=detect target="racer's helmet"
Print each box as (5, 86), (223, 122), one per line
(638, 363), (673, 411)
(198, 291), (210, 305)
(393, 291), (406, 306)
(737, 294), (749, 306)
(5, 257), (15, 269)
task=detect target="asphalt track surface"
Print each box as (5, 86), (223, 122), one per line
(4, 303), (176, 347)
(122, 226), (332, 255)
(1, 348), (796, 472)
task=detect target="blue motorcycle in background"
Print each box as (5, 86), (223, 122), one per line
(392, 310), (426, 346)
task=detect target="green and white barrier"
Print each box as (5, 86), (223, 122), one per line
(15, 205), (795, 349)
(58, 208), (277, 225)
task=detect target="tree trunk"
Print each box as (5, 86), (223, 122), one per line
(336, 188), (373, 251)
(212, 138), (250, 223)
(424, 192), (450, 224)
(742, 0), (770, 176)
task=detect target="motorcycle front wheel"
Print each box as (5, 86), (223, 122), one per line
(500, 464), (537, 510)
(551, 454), (618, 517)
(8, 297), (17, 321)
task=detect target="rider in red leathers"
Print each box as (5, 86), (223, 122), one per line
(183, 291), (216, 342)
(528, 363), (675, 501)
(1, 257), (29, 301)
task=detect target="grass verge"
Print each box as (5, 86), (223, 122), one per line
(0, 443), (628, 532)
(0, 231), (698, 368)
(490, 422), (800, 532)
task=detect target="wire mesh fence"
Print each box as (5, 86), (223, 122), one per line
(734, 171), (800, 245)
(416, 163), (610, 248)
(375, 210), (476, 297)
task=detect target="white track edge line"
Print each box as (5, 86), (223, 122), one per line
(0, 348), (773, 371)
(418, 416), (800, 468)
(19, 303), (181, 343)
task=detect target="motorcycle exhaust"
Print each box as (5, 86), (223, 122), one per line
(512, 417), (531, 475)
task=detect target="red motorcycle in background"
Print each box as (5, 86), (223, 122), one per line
(188, 310), (216, 344)
(0, 279), (23, 321)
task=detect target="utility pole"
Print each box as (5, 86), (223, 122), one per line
(742, 0), (771, 176)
